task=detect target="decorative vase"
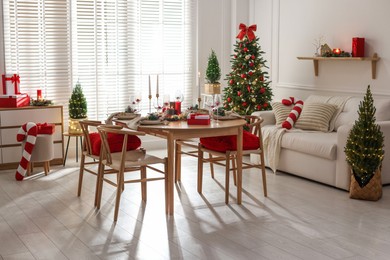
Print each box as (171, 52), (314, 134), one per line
(349, 168), (382, 201)
(68, 118), (86, 134)
(204, 83), (221, 95)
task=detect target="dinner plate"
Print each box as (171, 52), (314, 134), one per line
(115, 113), (138, 120)
(212, 115), (242, 120)
(140, 120), (163, 125)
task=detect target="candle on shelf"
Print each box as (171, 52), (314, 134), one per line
(148, 75), (151, 97)
(175, 101), (181, 115)
(156, 74), (159, 96)
(333, 48), (341, 55)
(37, 89), (42, 100)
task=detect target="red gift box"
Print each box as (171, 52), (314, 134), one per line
(0, 94), (30, 108)
(352, 37), (365, 57)
(37, 123), (55, 135)
(2, 74), (20, 95)
(187, 113), (210, 125)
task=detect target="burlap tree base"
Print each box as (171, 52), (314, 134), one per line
(349, 169), (382, 201)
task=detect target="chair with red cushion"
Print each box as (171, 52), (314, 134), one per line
(78, 120), (142, 207)
(197, 115), (267, 203)
(96, 125), (167, 222)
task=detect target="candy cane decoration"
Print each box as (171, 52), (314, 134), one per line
(15, 122), (38, 181)
(281, 97), (304, 130)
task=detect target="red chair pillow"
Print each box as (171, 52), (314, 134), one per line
(89, 132), (141, 156)
(200, 131), (260, 152)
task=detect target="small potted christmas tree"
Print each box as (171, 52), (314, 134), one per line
(204, 49), (221, 95)
(68, 81), (87, 134)
(344, 85), (384, 200)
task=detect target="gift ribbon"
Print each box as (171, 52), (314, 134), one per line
(236, 23), (257, 42)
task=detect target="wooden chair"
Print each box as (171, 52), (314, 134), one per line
(197, 115), (267, 203)
(78, 120), (106, 206)
(96, 125), (168, 222)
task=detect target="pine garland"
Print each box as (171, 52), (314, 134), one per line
(344, 85), (384, 188)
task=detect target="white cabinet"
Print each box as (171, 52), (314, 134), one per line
(0, 106), (64, 169)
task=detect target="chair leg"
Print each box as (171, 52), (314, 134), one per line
(209, 153), (215, 179)
(164, 158), (169, 214)
(225, 152), (231, 204)
(114, 170), (124, 222)
(232, 156), (237, 186)
(77, 154), (85, 197)
(197, 146), (204, 194)
(141, 166), (147, 202)
(96, 164), (105, 209)
(260, 153), (268, 197)
(94, 160), (102, 207)
(175, 142), (181, 182)
(26, 162), (31, 176)
(43, 161), (50, 175)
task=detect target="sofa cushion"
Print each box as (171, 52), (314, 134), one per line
(271, 102), (292, 125)
(294, 103), (337, 132)
(281, 131), (338, 160)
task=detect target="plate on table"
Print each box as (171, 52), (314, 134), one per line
(140, 120), (164, 125)
(115, 113), (138, 120)
(212, 115), (242, 120)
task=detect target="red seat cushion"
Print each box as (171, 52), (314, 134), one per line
(89, 132), (141, 156)
(200, 131), (260, 152)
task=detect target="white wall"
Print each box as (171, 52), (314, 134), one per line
(253, 0), (390, 101)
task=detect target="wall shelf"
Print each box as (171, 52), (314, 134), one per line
(297, 53), (380, 79)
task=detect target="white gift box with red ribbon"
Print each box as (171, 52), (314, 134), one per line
(2, 74), (21, 95)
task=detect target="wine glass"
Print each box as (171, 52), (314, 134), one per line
(134, 95), (142, 113)
(153, 98), (163, 112)
(175, 90), (184, 103)
(213, 94), (222, 123)
(205, 95), (215, 118)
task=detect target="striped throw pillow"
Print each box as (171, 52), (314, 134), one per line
(271, 102), (293, 125)
(295, 103), (337, 132)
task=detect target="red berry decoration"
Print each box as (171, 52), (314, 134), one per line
(241, 65), (245, 69)
(248, 71), (253, 76)
(227, 97), (232, 102)
(237, 91), (241, 96)
(263, 103), (268, 108)
(247, 85), (251, 92)
(229, 79), (234, 85)
(260, 75), (264, 81)
(260, 87), (265, 94)
(251, 55), (255, 59)
(242, 102), (247, 107)
(241, 74), (246, 78)
(257, 104), (262, 110)
(249, 62), (254, 67)
(234, 55), (237, 58)
(244, 47), (248, 52)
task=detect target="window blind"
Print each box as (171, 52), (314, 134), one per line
(3, 0), (195, 121)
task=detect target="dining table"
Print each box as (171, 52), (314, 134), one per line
(120, 118), (247, 215)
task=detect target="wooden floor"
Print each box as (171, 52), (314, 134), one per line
(0, 151), (389, 260)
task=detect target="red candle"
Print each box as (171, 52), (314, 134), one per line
(175, 101), (181, 115)
(37, 89), (42, 100)
(333, 48), (341, 55)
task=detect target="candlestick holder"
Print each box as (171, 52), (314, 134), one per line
(197, 97), (202, 108)
(148, 95), (152, 113)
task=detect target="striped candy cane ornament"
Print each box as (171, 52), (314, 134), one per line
(15, 122), (38, 181)
(281, 97), (304, 130)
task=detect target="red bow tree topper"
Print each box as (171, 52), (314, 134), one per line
(236, 23), (257, 42)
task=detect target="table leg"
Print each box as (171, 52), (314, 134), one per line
(236, 126), (243, 204)
(63, 136), (71, 166)
(76, 136), (78, 162)
(167, 133), (175, 215)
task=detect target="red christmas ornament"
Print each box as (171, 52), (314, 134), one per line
(248, 71), (253, 76)
(260, 88), (265, 94)
(257, 104), (262, 110)
(263, 103), (268, 108)
(234, 55), (237, 58)
(247, 85), (251, 92)
(249, 62), (254, 67)
(237, 91), (242, 96)
(241, 74), (246, 78)
(251, 55), (255, 59)
(239, 43), (242, 48)
(227, 97), (232, 102)
(244, 47), (248, 52)
(229, 79), (234, 85)
(242, 102), (247, 107)
(241, 65), (245, 69)
(260, 75), (264, 81)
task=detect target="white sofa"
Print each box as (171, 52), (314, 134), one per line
(251, 95), (390, 190)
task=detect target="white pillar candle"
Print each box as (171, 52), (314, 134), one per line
(198, 71), (201, 98)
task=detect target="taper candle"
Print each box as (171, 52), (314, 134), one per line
(148, 75), (151, 96)
(156, 74), (159, 96)
(197, 72), (201, 98)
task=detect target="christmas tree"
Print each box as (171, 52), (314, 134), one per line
(69, 81), (87, 119)
(223, 24), (272, 115)
(205, 49), (221, 84)
(345, 85), (384, 187)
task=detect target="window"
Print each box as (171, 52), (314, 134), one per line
(3, 0), (196, 120)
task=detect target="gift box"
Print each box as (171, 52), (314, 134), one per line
(352, 38), (365, 57)
(37, 123), (55, 135)
(2, 74), (20, 95)
(187, 113), (210, 125)
(0, 94), (30, 108)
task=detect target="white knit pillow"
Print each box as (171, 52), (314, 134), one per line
(295, 103), (338, 132)
(271, 102), (293, 125)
